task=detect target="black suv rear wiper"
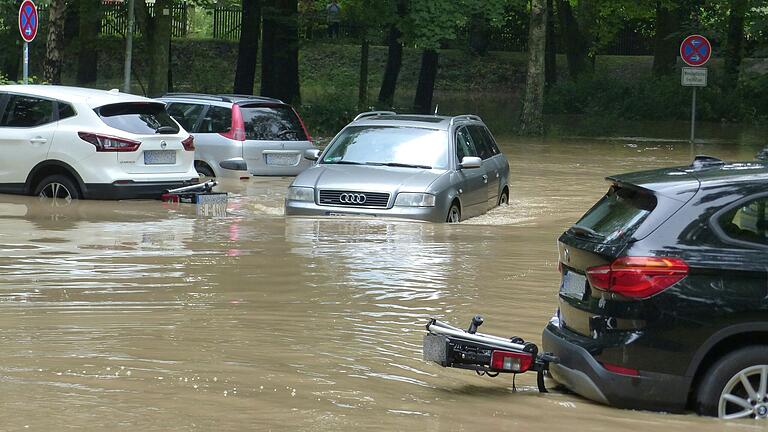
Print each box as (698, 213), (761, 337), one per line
(372, 162), (432, 169)
(569, 225), (605, 240)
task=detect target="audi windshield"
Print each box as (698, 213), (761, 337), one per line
(321, 126), (449, 169)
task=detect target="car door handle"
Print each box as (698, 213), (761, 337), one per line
(29, 137), (47, 144)
(482, 175), (488, 183)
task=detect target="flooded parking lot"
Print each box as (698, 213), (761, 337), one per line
(0, 137), (764, 430)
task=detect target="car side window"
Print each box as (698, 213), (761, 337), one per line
(719, 197), (768, 246)
(166, 102), (204, 132)
(58, 102), (76, 120)
(480, 126), (500, 156)
(198, 105), (232, 134)
(468, 125), (493, 160)
(455, 126), (477, 162)
(0, 95), (55, 127)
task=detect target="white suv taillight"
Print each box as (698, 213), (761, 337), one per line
(182, 135), (195, 151)
(79, 132), (141, 152)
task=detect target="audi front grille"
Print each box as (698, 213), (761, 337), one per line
(318, 190), (390, 208)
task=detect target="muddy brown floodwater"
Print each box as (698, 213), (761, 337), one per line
(0, 138), (765, 431)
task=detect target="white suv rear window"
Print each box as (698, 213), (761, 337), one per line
(97, 103), (180, 135)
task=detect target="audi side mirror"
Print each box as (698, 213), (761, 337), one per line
(460, 156), (482, 169)
(304, 148), (321, 161)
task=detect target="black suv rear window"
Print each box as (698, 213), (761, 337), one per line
(97, 103), (180, 135)
(241, 105), (307, 141)
(570, 185), (657, 244)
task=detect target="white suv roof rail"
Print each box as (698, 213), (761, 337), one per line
(449, 114), (482, 126)
(353, 111), (397, 121)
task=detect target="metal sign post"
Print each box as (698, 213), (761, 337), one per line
(18, 0), (38, 85)
(680, 35), (712, 144)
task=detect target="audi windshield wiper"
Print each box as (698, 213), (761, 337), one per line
(569, 225), (605, 240)
(328, 160), (365, 165)
(374, 162), (433, 169)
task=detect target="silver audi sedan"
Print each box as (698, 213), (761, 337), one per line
(284, 112), (509, 223)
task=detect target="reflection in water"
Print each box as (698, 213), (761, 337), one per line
(0, 139), (762, 430)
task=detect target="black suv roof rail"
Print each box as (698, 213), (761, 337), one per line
(161, 93), (283, 104)
(353, 111), (397, 121)
(690, 154), (726, 170)
(449, 114), (483, 126)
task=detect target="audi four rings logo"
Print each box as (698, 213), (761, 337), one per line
(339, 193), (367, 204)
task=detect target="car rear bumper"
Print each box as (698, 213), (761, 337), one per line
(285, 200), (446, 223)
(542, 322), (691, 412)
(83, 179), (199, 200)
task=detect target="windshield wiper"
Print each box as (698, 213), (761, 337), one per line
(375, 162), (432, 169)
(155, 126), (177, 134)
(328, 160), (365, 165)
(569, 225), (605, 240)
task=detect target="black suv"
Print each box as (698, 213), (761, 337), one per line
(543, 155), (768, 419)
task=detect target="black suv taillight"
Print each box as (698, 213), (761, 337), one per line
(79, 132), (141, 152)
(586, 256), (689, 299)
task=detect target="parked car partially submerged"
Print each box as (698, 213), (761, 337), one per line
(157, 93), (316, 178)
(0, 85), (198, 201)
(285, 111), (510, 223)
(544, 155), (768, 419)
(424, 155), (768, 420)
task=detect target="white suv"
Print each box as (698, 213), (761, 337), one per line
(0, 85), (199, 200)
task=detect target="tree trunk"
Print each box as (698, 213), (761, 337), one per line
(135, 0), (172, 96)
(377, 24), (403, 108)
(413, 49), (438, 115)
(261, 1), (276, 97)
(556, 0), (591, 79)
(76, 0), (100, 84)
(652, 1), (680, 77)
(358, 37), (369, 111)
(233, 0), (261, 95)
(468, 13), (490, 56)
(260, 0), (300, 104)
(377, 0), (406, 109)
(520, 0), (547, 136)
(724, 0), (747, 86)
(545, 0), (557, 86)
(44, 0), (66, 84)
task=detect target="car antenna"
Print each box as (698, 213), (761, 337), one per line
(434, 104), (439, 115)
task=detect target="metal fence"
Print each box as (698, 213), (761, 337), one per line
(212, 6), (241, 41)
(100, 1), (189, 37)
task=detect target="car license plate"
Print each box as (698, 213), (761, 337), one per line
(265, 153), (297, 166)
(560, 270), (587, 299)
(144, 150), (176, 165)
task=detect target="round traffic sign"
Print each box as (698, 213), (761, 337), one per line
(680, 35), (711, 67)
(18, 0), (38, 43)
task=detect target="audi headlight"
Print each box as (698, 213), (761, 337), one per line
(394, 192), (436, 207)
(287, 186), (315, 202)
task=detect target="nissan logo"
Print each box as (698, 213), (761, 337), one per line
(339, 193), (367, 204)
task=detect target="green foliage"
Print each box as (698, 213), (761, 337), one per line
(545, 66), (768, 125)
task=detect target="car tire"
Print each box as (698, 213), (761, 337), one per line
(499, 188), (509, 206)
(34, 174), (80, 203)
(446, 203), (461, 223)
(695, 345), (768, 420)
(196, 164), (215, 178)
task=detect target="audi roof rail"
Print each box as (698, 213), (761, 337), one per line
(353, 111), (397, 121)
(449, 114), (483, 126)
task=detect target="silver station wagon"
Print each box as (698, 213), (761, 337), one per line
(158, 93), (316, 178)
(285, 112), (510, 222)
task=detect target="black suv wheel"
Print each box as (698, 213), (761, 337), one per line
(696, 346), (768, 420)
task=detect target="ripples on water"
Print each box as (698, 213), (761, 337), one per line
(0, 140), (761, 430)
